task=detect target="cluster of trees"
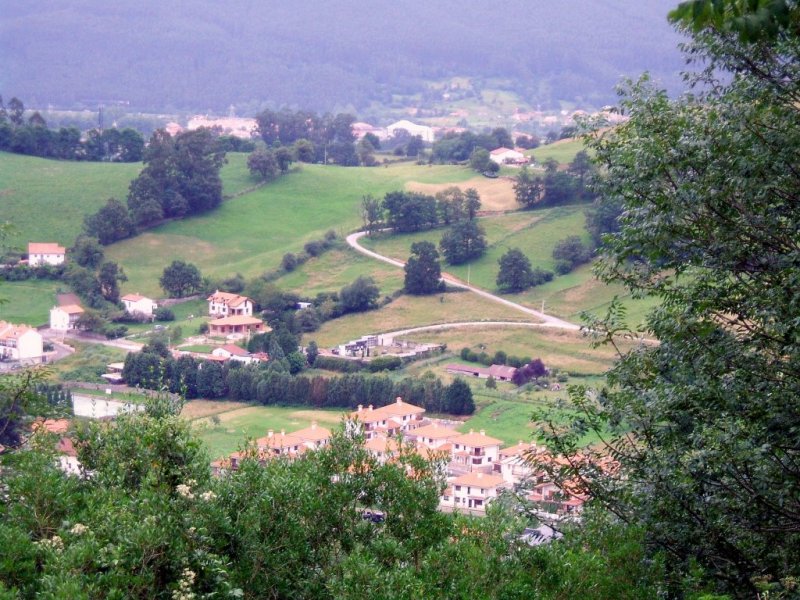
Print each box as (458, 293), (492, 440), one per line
(431, 128), (513, 163)
(551, 235), (593, 275)
(514, 152), (596, 209)
(0, 96), (144, 161)
(536, 4), (800, 596)
(122, 339), (474, 415)
(254, 109), (369, 166)
(83, 128), (226, 245)
(378, 188), (488, 267)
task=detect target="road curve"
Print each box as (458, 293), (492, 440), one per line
(346, 231), (580, 331)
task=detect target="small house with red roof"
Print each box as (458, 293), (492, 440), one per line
(28, 242), (66, 267)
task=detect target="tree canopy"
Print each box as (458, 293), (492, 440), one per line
(538, 11), (800, 596)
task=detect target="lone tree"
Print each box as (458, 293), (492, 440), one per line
(496, 248), (533, 293)
(160, 260), (203, 298)
(513, 165), (543, 209)
(247, 146), (279, 180)
(439, 220), (487, 265)
(404, 241), (443, 295)
(339, 276), (380, 314)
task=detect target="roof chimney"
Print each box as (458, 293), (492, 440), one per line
(368, 404), (374, 411)
(268, 430), (273, 437)
(480, 429), (485, 436)
(280, 429), (285, 436)
(357, 404), (363, 412)
(469, 429), (474, 434)
(311, 421), (317, 430)
(396, 396), (402, 404)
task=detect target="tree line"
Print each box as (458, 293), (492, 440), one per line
(122, 340), (475, 415)
(0, 96), (144, 162)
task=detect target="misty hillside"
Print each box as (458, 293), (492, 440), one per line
(2, 0), (685, 114)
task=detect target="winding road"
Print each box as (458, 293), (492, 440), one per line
(346, 231), (580, 331)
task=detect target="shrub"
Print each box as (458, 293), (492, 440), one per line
(313, 355), (364, 373)
(460, 347), (471, 360)
(304, 240), (325, 257)
(367, 356), (402, 372)
(282, 252), (298, 272)
(154, 307), (175, 322)
(198, 322), (209, 334)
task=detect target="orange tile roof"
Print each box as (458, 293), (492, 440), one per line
(451, 430), (503, 448)
(0, 321), (37, 341)
(121, 293), (152, 302)
(452, 471), (505, 488)
(292, 422), (331, 441)
(256, 431), (302, 450)
(407, 423), (456, 440)
(57, 304), (84, 315)
(28, 242), (65, 255)
(208, 291), (252, 307)
(209, 315), (264, 326)
(500, 441), (538, 458)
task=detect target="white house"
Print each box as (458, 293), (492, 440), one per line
(386, 120), (435, 143)
(450, 429), (503, 471)
(497, 441), (539, 485)
(211, 344), (260, 364)
(50, 305), (84, 331)
(350, 398), (426, 439)
(28, 242), (66, 267)
(489, 147), (526, 165)
(121, 293), (158, 318)
(443, 471), (506, 512)
(0, 321), (43, 363)
(406, 423), (457, 449)
(207, 291), (254, 317)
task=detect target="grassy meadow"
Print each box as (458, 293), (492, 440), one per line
(188, 403), (348, 458)
(0, 279), (62, 325)
(530, 137), (588, 165)
(108, 162), (478, 296)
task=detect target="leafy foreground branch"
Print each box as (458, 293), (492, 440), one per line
(535, 8), (800, 599)
(0, 393), (662, 599)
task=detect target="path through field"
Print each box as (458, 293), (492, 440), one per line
(346, 231), (580, 331)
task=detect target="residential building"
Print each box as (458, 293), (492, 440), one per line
(444, 471), (506, 512)
(386, 120), (435, 143)
(121, 293), (158, 317)
(0, 322), (43, 363)
(28, 242), (66, 267)
(208, 315), (266, 337)
(207, 290), (254, 317)
(496, 441), (539, 484)
(292, 421), (332, 450)
(489, 147), (526, 165)
(49, 305), (84, 331)
(450, 429), (503, 470)
(211, 344), (254, 363)
(406, 423), (457, 449)
(256, 430), (306, 458)
(350, 397), (426, 439)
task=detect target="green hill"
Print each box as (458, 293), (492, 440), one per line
(0, 151), (259, 251)
(107, 162), (474, 296)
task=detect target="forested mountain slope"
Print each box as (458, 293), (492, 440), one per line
(2, 0), (683, 113)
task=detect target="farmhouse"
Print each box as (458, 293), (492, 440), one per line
(208, 315), (266, 337)
(489, 147), (526, 165)
(211, 344), (267, 364)
(50, 304), (84, 331)
(207, 290), (254, 317)
(445, 363), (517, 381)
(0, 321), (43, 363)
(121, 293), (158, 318)
(386, 120), (435, 143)
(27, 242), (66, 267)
